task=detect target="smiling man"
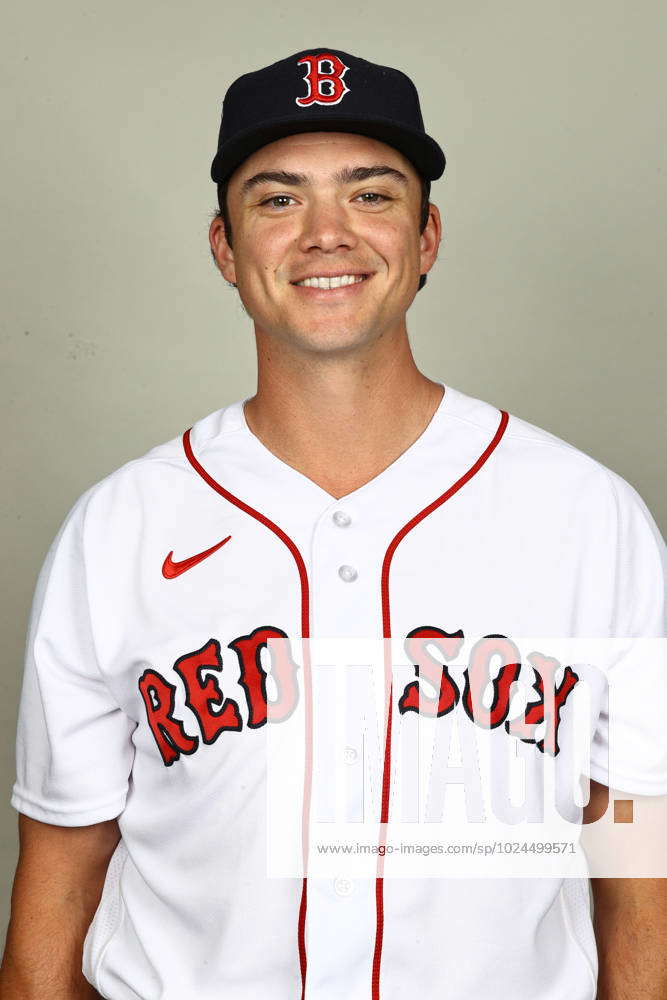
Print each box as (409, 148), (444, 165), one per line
(208, 125), (445, 496)
(3, 47), (667, 1000)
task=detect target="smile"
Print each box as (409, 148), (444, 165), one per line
(292, 274), (370, 289)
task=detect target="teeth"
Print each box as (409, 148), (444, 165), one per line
(296, 274), (367, 288)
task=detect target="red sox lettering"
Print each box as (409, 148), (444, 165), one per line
(138, 626), (580, 767)
(400, 627), (579, 756)
(138, 627), (298, 765)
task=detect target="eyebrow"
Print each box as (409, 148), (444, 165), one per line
(240, 164), (409, 197)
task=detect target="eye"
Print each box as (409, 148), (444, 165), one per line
(259, 194), (296, 209)
(356, 192), (390, 205)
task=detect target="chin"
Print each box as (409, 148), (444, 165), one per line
(252, 309), (383, 355)
(288, 322), (378, 354)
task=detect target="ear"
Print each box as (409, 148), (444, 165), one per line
(209, 215), (237, 286)
(419, 202), (442, 277)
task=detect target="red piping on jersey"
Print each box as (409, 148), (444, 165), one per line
(182, 428), (313, 1000)
(183, 407), (509, 1000)
(371, 408), (510, 1000)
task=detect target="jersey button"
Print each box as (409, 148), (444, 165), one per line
(343, 746), (358, 764)
(332, 510), (352, 527)
(334, 877), (355, 897)
(338, 565), (358, 582)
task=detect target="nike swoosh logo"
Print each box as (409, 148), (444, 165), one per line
(162, 535), (232, 579)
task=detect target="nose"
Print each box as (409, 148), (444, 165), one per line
(296, 196), (358, 254)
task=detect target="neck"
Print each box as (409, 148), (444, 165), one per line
(243, 326), (445, 500)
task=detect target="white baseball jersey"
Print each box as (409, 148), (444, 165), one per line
(11, 381), (666, 1000)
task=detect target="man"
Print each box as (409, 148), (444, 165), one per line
(1, 47), (666, 1000)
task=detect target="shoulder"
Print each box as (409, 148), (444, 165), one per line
(55, 400), (244, 544)
(441, 384), (665, 573)
(443, 382), (654, 515)
(506, 404), (661, 538)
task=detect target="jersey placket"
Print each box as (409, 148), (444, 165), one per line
(305, 497), (389, 1000)
(183, 389), (510, 1000)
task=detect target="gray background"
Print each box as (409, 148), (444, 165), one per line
(2, 0), (665, 946)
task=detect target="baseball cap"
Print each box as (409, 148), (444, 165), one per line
(210, 48), (445, 291)
(210, 47), (446, 187)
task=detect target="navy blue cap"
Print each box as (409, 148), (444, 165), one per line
(210, 48), (446, 186)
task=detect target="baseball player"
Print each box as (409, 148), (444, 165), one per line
(2, 47), (666, 1000)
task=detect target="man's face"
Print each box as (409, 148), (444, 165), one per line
(210, 132), (441, 355)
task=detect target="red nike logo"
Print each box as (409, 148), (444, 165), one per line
(162, 535), (232, 579)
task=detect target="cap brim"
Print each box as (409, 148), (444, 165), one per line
(211, 114), (446, 185)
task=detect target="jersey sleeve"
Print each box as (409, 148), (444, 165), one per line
(588, 469), (667, 796)
(11, 487), (136, 826)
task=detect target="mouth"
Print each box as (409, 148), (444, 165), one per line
(290, 273), (372, 290)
